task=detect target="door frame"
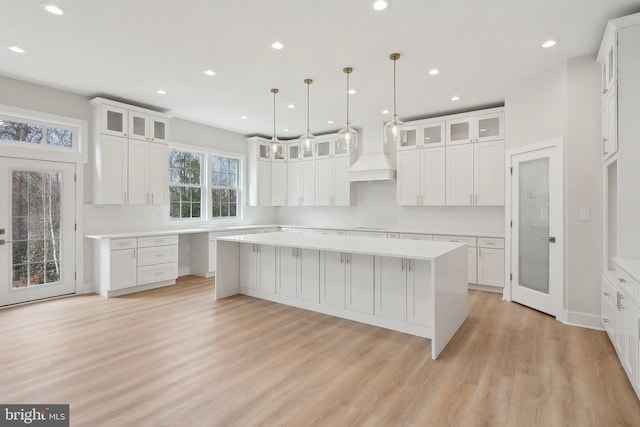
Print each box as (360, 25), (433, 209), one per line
(503, 137), (564, 320)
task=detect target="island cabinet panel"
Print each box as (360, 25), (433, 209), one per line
(375, 256), (408, 322)
(346, 253), (375, 315)
(407, 259), (432, 327)
(278, 247), (299, 298)
(320, 251), (346, 308)
(240, 243), (276, 293)
(298, 249), (320, 303)
(240, 244), (258, 289)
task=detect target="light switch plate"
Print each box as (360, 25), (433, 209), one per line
(579, 208), (590, 221)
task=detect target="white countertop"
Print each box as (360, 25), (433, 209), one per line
(218, 232), (465, 260)
(84, 224), (280, 240)
(614, 257), (640, 283)
(286, 225), (504, 239)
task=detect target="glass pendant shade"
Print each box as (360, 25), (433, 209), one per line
(301, 79), (316, 155)
(384, 53), (405, 147)
(338, 67), (357, 151)
(384, 114), (406, 146)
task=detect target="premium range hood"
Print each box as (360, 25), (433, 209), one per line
(348, 123), (396, 182)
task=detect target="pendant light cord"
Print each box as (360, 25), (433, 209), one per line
(393, 58), (397, 118)
(346, 72), (350, 126)
(307, 81), (311, 133)
(272, 90), (276, 141)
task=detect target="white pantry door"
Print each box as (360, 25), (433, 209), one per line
(508, 140), (563, 318)
(0, 157), (76, 306)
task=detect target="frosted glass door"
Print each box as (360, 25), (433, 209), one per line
(518, 158), (549, 294)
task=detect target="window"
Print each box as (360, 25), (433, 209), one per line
(169, 149), (203, 219)
(0, 116), (74, 149)
(211, 155), (240, 219)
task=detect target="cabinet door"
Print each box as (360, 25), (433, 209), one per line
(258, 245), (276, 294)
(474, 140), (504, 206)
(605, 39), (617, 93)
(240, 244), (257, 289)
(398, 126), (419, 150)
(602, 88), (618, 160)
(208, 240), (216, 274)
(287, 161), (302, 206)
(278, 246), (299, 298)
(288, 144), (300, 161)
(150, 115), (169, 143)
(446, 117), (473, 145)
(375, 256), (407, 322)
(346, 253), (374, 314)
(128, 139), (149, 204)
(421, 121), (445, 148)
(468, 247), (477, 284)
(474, 112), (504, 143)
(128, 111), (149, 141)
(397, 150), (420, 206)
(298, 249), (320, 303)
(148, 142), (168, 205)
(615, 292), (626, 357)
(315, 158), (332, 206)
(110, 249), (137, 290)
(301, 160), (315, 206)
(271, 162), (288, 206)
(477, 248), (504, 287)
(100, 105), (128, 137)
(320, 252), (346, 308)
(332, 156), (351, 206)
(407, 259), (432, 327)
(446, 144), (474, 206)
(420, 147), (446, 205)
(257, 160), (272, 206)
(624, 299), (639, 386)
(98, 135), (128, 204)
(316, 139), (331, 158)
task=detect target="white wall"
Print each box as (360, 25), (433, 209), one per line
(505, 55), (603, 324)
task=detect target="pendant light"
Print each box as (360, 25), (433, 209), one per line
(270, 88), (279, 151)
(337, 67), (358, 150)
(300, 78), (316, 155)
(384, 53), (406, 146)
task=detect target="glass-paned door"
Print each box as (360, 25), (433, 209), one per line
(510, 143), (563, 317)
(0, 157), (76, 306)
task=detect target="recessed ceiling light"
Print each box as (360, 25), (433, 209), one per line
(382, 109), (390, 114)
(327, 120), (335, 124)
(429, 68), (440, 76)
(348, 89), (357, 95)
(41, 3), (64, 15)
(283, 128), (290, 132)
(272, 41), (284, 50)
(480, 128), (486, 132)
(287, 103), (296, 109)
(156, 89), (167, 95)
(8, 46), (25, 54)
(203, 69), (217, 77)
(373, 0), (390, 11)
(451, 95), (460, 101)
(542, 40), (557, 48)
(240, 115), (248, 120)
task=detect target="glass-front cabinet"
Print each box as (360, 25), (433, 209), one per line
(288, 144), (300, 161)
(100, 105), (128, 137)
(446, 112), (504, 145)
(398, 122), (444, 151)
(446, 117), (473, 145)
(316, 137), (348, 158)
(272, 144), (285, 162)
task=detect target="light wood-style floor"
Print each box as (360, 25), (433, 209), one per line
(1, 276), (639, 427)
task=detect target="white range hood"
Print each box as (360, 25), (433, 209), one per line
(348, 122), (396, 182)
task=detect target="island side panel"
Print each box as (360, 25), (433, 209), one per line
(432, 245), (468, 359)
(215, 240), (240, 299)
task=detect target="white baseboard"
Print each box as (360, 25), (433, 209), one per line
(563, 310), (604, 331)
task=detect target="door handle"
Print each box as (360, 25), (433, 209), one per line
(549, 237), (556, 243)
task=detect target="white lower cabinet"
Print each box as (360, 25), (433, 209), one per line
(375, 256), (408, 322)
(406, 259), (432, 327)
(98, 235), (178, 297)
(241, 243), (276, 293)
(277, 247), (319, 302)
(476, 238), (505, 288)
(320, 251), (374, 311)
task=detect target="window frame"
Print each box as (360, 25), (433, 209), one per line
(168, 146), (205, 221)
(168, 143), (245, 222)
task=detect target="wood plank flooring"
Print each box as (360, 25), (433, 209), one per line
(1, 276), (639, 426)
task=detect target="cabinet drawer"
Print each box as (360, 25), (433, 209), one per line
(601, 298), (615, 342)
(478, 237), (504, 249)
(138, 235), (178, 248)
(209, 230), (241, 241)
(602, 275), (617, 309)
(313, 229), (346, 236)
(137, 263), (178, 285)
(346, 230), (388, 238)
(616, 266), (638, 303)
(110, 238), (136, 250)
(138, 245), (178, 267)
(399, 233), (433, 241)
(434, 235), (477, 247)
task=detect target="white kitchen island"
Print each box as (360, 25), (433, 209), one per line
(215, 232), (468, 359)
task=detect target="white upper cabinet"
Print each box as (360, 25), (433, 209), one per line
(398, 122), (445, 151)
(601, 32), (617, 99)
(474, 140), (505, 206)
(446, 111), (504, 145)
(100, 104), (128, 138)
(446, 144), (474, 205)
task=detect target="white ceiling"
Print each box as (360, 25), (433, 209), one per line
(1, 0), (639, 139)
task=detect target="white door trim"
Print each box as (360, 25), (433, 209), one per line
(504, 137), (564, 320)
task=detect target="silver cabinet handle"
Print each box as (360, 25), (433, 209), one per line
(133, 249), (136, 259)
(603, 318), (609, 323)
(478, 249), (482, 257)
(340, 252), (344, 263)
(408, 259), (412, 271)
(401, 258), (406, 271)
(604, 292), (610, 296)
(152, 193), (154, 204)
(292, 247), (296, 257)
(619, 278), (627, 283)
(346, 254), (351, 264)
